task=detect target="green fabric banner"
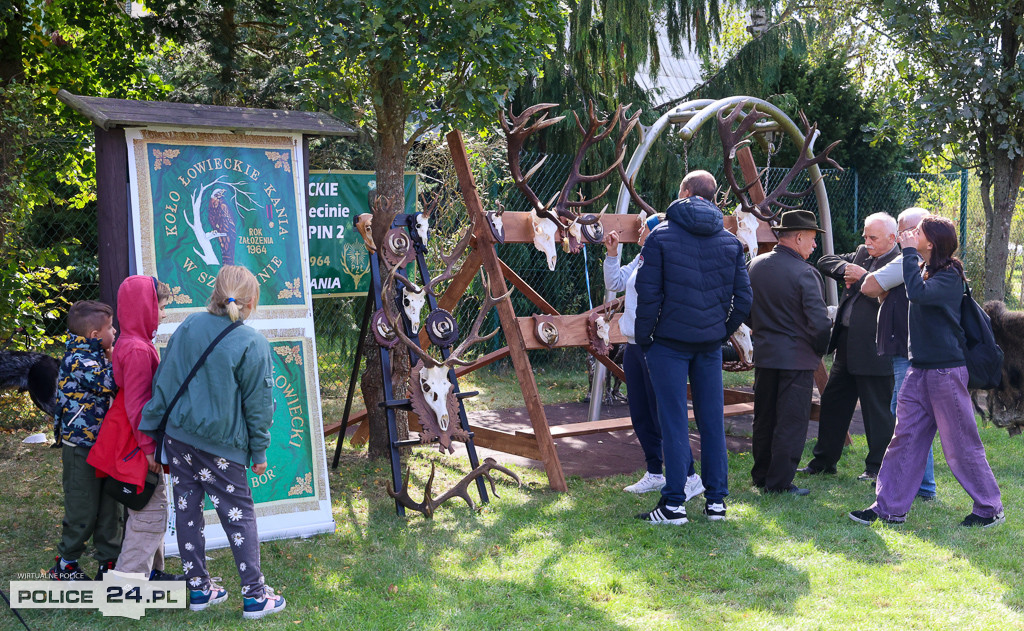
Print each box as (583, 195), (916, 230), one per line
(307, 171), (416, 297)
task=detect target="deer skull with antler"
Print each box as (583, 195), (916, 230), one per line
(502, 101), (626, 268)
(381, 221), (508, 454)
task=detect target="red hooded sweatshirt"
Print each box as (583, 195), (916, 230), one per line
(88, 276), (161, 489)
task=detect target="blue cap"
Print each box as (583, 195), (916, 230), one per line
(645, 215), (661, 232)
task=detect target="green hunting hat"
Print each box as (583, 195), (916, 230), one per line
(775, 209), (825, 233)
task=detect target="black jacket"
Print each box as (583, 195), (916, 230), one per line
(817, 244), (900, 376)
(747, 244), (832, 370)
(903, 248), (967, 369)
(634, 196), (752, 350)
(875, 256), (910, 358)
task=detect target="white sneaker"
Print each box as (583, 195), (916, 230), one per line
(623, 472), (666, 493)
(684, 474), (705, 501)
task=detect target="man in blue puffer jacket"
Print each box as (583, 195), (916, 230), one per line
(634, 170), (752, 525)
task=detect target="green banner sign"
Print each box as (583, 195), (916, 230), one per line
(129, 131), (309, 322)
(307, 171), (416, 297)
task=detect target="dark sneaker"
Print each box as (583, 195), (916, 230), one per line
(47, 556), (89, 581)
(857, 472), (877, 482)
(848, 508), (903, 525)
(189, 581), (229, 611)
(915, 493), (937, 502)
(243, 587), (286, 620)
(960, 511), (1005, 528)
(636, 499), (688, 525)
(703, 500), (726, 521)
(150, 568), (186, 581)
(797, 465), (836, 475)
(94, 560), (116, 581)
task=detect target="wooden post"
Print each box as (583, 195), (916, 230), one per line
(446, 130), (567, 492)
(95, 126), (131, 320)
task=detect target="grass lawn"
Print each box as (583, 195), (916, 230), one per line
(2, 417), (1023, 630)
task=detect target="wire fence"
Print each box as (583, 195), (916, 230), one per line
(6, 154), (1022, 422)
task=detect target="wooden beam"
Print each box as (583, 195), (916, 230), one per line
(95, 126), (131, 322)
(517, 404), (758, 439)
(454, 347), (510, 377)
(516, 313), (626, 350)
(498, 258), (559, 315)
(448, 129), (567, 492)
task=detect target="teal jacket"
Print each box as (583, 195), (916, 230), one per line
(140, 312), (274, 466)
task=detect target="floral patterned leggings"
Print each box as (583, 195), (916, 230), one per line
(165, 437), (267, 598)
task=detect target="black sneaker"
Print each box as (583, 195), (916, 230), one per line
(636, 499), (688, 525)
(150, 568), (186, 581)
(857, 472), (877, 482)
(94, 560), (115, 581)
(960, 511), (1005, 528)
(47, 556), (90, 581)
(703, 500), (726, 521)
(848, 508), (903, 525)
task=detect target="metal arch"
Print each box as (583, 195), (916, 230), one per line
(587, 96), (839, 421)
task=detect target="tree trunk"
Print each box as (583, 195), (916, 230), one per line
(364, 62), (411, 460)
(983, 153), (1024, 302)
(215, 0), (238, 103)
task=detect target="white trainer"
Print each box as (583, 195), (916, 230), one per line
(624, 472), (666, 493)
(684, 474), (706, 501)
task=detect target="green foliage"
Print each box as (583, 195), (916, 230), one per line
(0, 253), (75, 351)
(293, 0), (565, 137)
(867, 0), (1024, 300)
(143, 0), (301, 107)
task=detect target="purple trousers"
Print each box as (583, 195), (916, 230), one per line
(872, 365), (1002, 521)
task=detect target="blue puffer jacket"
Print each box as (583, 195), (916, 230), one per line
(634, 195), (752, 350)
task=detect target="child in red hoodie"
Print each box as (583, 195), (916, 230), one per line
(89, 276), (182, 580)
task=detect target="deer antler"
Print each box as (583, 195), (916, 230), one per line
(444, 269), (513, 368)
(419, 191), (439, 219)
(615, 107), (657, 218)
(500, 102), (565, 220)
(717, 101), (772, 218)
(386, 458), (522, 519)
(426, 218), (475, 297)
(554, 102), (628, 226)
(718, 102), (842, 222)
(381, 258), (441, 369)
(752, 111), (842, 219)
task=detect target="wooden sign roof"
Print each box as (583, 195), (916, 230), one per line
(57, 90), (358, 137)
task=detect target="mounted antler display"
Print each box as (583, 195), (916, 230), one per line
(718, 102), (842, 223)
(381, 256), (512, 454)
(501, 101), (630, 268)
(387, 457), (522, 519)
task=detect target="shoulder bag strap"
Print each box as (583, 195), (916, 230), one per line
(154, 320), (243, 461)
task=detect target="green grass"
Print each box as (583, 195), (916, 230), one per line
(2, 419), (1023, 630)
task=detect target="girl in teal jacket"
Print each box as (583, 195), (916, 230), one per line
(140, 265), (285, 620)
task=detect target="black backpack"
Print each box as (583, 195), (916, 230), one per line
(960, 282), (1004, 390)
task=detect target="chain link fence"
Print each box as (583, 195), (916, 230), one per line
(7, 151), (1023, 422)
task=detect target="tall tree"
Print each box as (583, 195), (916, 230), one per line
(866, 0), (1024, 301)
(142, 0), (297, 107)
(289, 0), (564, 459)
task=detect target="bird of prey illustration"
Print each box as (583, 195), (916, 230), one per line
(207, 188), (236, 265)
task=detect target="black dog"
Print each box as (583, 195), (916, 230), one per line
(0, 350), (59, 418)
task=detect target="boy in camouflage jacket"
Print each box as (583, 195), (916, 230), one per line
(48, 300), (122, 581)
